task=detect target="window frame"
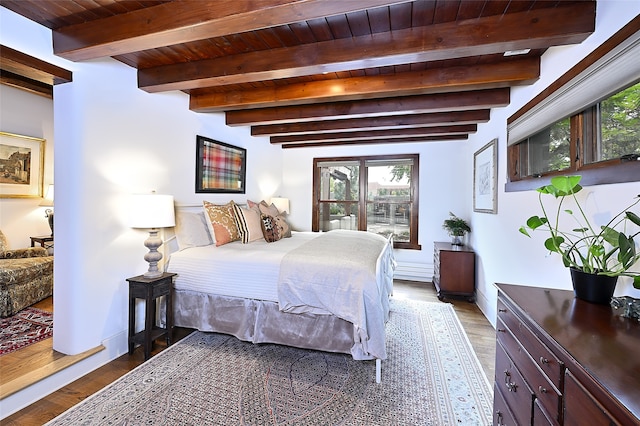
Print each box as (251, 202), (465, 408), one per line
(505, 19), (640, 192)
(312, 154), (420, 250)
(507, 96), (640, 191)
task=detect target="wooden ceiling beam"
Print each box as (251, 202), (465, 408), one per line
(52, 0), (410, 61)
(0, 45), (72, 85)
(0, 71), (52, 98)
(227, 88), (510, 126)
(141, 2), (594, 92)
(190, 57), (539, 112)
(270, 124), (477, 144)
(280, 134), (468, 149)
(252, 110), (491, 136)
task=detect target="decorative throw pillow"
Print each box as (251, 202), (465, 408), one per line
(232, 203), (264, 243)
(273, 214), (292, 238)
(174, 211), (213, 250)
(248, 199), (280, 217)
(202, 200), (240, 246)
(260, 213), (282, 243)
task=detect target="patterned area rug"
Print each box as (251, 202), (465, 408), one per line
(47, 299), (493, 425)
(0, 307), (53, 356)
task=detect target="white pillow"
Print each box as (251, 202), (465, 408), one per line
(174, 211), (213, 250)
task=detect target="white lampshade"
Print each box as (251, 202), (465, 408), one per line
(129, 194), (175, 229)
(40, 184), (54, 207)
(271, 197), (290, 214)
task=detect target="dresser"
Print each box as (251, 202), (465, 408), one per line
(432, 242), (475, 302)
(494, 283), (640, 425)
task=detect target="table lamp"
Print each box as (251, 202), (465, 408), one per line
(39, 184), (54, 236)
(129, 193), (175, 278)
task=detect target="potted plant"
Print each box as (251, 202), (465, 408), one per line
(443, 212), (471, 246)
(519, 175), (640, 304)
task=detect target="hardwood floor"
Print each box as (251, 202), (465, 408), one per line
(2, 280), (496, 424)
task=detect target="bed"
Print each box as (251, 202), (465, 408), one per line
(163, 204), (395, 381)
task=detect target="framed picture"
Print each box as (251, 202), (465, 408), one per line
(0, 131), (45, 198)
(473, 138), (498, 214)
(195, 135), (246, 194)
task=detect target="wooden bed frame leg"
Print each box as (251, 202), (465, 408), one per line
(376, 358), (381, 383)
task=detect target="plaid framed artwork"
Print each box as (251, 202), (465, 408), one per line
(195, 135), (246, 193)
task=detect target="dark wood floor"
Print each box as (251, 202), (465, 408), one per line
(2, 280), (496, 425)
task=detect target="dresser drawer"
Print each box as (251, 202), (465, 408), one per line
(493, 383), (518, 426)
(495, 341), (534, 426)
(497, 298), (563, 389)
(564, 370), (622, 426)
(534, 399), (556, 426)
(497, 318), (562, 423)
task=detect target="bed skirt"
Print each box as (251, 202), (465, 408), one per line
(171, 289), (358, 357)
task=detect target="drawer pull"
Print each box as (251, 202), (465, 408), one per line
(495, 410), (504, 426)
(503, 370), (518, 392)
(497, 328), (506, 333)
(538, 385), (548, 394)
(498, 308), (507, 313)
(539, 356), (549, 365)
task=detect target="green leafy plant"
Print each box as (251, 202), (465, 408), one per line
(443, 212), (471, 237)
(519, 175), (640, 288)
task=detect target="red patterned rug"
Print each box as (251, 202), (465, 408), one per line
(0, 307), (53, 356)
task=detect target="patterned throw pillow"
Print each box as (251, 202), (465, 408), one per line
(260, 214), (281, 243)
(232, 203), (264, 243)
(260, 213), (292, 242)
(202, 200), (240, 246)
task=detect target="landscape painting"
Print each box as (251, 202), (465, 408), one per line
(0, 132), (45, 198)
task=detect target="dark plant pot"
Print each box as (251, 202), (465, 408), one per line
(570, 267), (618, 305)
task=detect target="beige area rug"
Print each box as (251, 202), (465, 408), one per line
(46, 299), (493, 425)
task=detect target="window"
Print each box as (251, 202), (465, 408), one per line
(509, 82), (640, 182)
(506, 20), (640, 191)
(312, 154), (420, 250)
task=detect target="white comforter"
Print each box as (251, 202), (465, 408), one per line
(278, 230), (394, 360)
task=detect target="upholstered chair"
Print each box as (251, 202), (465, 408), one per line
(0, 230), (53, 317)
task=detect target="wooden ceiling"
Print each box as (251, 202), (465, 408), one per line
(0, 0), (596, 148)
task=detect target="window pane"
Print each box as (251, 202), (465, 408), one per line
(318, 202), (358, 232)
(318, 165), (359, 201)
(366, 165), (411, 242)
(525, 119), (571, 176)
(592, 82), (640, 162)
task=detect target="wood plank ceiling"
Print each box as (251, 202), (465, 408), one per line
(0, 0), (596, 148)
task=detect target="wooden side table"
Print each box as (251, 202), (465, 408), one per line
(127, 272), (176, 360)
(433, 242), (475, 302)
(30, 235), (53, 247)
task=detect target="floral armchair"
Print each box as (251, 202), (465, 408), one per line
(0, 230), (53, 317)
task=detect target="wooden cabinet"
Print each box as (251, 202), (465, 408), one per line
(494, 284), (640, 425)
(433, 242), (475, 302)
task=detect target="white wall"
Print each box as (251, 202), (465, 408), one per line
(467, 2), (640, 325)
(0, 85), (54, 245)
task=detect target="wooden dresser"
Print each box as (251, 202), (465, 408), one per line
(433, 242), (475, 302)
(494, 283), (640, 425)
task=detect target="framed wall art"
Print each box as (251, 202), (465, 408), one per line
(0, 131), (45, 198)
(473, 138), (498, 214)
(195, 135), (246, 194)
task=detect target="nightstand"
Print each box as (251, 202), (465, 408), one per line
(127, 272), (176, 360)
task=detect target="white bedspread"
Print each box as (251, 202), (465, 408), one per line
(167, 232), (321, 302)
(278, 230), (394, 360)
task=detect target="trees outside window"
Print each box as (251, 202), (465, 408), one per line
(313, 154), (420, 250)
